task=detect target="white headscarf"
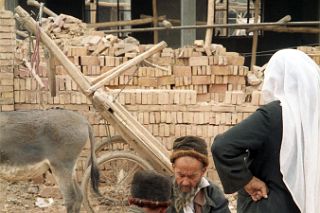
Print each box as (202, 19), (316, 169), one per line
(262, 49), (320, 213)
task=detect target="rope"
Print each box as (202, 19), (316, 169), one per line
(112, 65), (140, 102)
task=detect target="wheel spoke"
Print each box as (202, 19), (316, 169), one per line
(81, 151), (153, 212)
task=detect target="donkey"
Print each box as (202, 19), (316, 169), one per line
(0, 108), (100, 213)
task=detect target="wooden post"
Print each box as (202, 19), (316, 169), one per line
(90, 0), (97, 24)
(0, 0), (5, 10)
(250, 0), (260, 70)
(205, 0), (215, 47)
(45, 49), (56, 97)
(152, 0), (159, 44)
(181, 0), (196, 46)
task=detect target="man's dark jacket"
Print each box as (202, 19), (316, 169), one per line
(212, 101), (300, 213)
(166, 179), (230, 213)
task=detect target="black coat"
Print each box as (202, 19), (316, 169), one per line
(211, 101), (300, 213)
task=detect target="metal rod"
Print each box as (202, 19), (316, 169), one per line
(102, 21), (320, 34)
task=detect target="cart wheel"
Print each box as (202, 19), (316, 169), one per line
(84, 135), (128, 169)
(94, 135), (125, 153)
(81, 151), (154, 213)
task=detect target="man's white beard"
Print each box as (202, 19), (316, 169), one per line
(173, 181), (198, 212)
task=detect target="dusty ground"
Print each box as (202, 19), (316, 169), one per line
(0, 178), (236, 213)
(0, 178), (67, 213)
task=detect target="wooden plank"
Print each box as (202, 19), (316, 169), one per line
(88, 41), (167, 93)
(93, 89), (172, 173)
(204, 0), (214, 47)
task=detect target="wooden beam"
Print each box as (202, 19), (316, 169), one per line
(88, 41), (167, 94)
(277, 15), (292, 23)
(90, 1), (97, 24)
(143, 59), (170, 72)
(250, 12), (290, 71)
(248, 15), (291, 32)
(140, 14), (207, 25)
(27, 0), (57, 17)
(152, 0), (159, 44)
(102, 21), (320, 34)
(15, 6), (173, 175)
(0, 0), (4, 10)
(93, 89), (172, 173)
(16, 30), (29, 38)
(87, 16), (166, 28)
(263, 26), (320, 33)
(46, 49), (56, 97)
(181, 0), (196, 46)
(205, 0), (215, 47)
(24, 59), (45, 89)
(85, 0), (130, 9)
(250, 0), (260, 70)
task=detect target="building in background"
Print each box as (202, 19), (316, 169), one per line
(4, 0), (320, 66)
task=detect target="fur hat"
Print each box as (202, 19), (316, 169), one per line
(129, 170), (172, 208)
(170, 136), (209, 167)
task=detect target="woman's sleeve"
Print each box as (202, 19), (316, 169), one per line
(211, 106), (271, 194)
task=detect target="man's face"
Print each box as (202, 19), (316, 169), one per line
(172, 156), (206, 193)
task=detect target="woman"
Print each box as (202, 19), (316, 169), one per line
(211, 49), (320, 213)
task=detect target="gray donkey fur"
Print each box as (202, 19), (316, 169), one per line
(0, 109), (100, 213)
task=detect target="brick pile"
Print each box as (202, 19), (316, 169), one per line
(59, 40), (249, 103)
(0, 10), (15, 112)
(3, 11), (320, 181)
(298, 45), (320, 64)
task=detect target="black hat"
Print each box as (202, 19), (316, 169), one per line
(170, 136), (209, 167)
(129, 170), (172, 208)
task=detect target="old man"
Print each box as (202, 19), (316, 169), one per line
(166, 136), (230, 213)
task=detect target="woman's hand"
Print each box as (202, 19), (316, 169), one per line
(244, 176), (269, 202)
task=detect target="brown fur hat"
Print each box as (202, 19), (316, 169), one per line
(170, 136), (209, 167)
(129, 170), (172, 208)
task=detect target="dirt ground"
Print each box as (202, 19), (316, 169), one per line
(0, 178), (236, 213)
(0, 178), (67, 213)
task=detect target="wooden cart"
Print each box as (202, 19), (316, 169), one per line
(15, 6), (173, 213)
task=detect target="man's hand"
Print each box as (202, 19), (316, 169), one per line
(244, 176), (269, 202)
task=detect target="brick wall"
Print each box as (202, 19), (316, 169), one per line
(0, 10), (15, 112)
